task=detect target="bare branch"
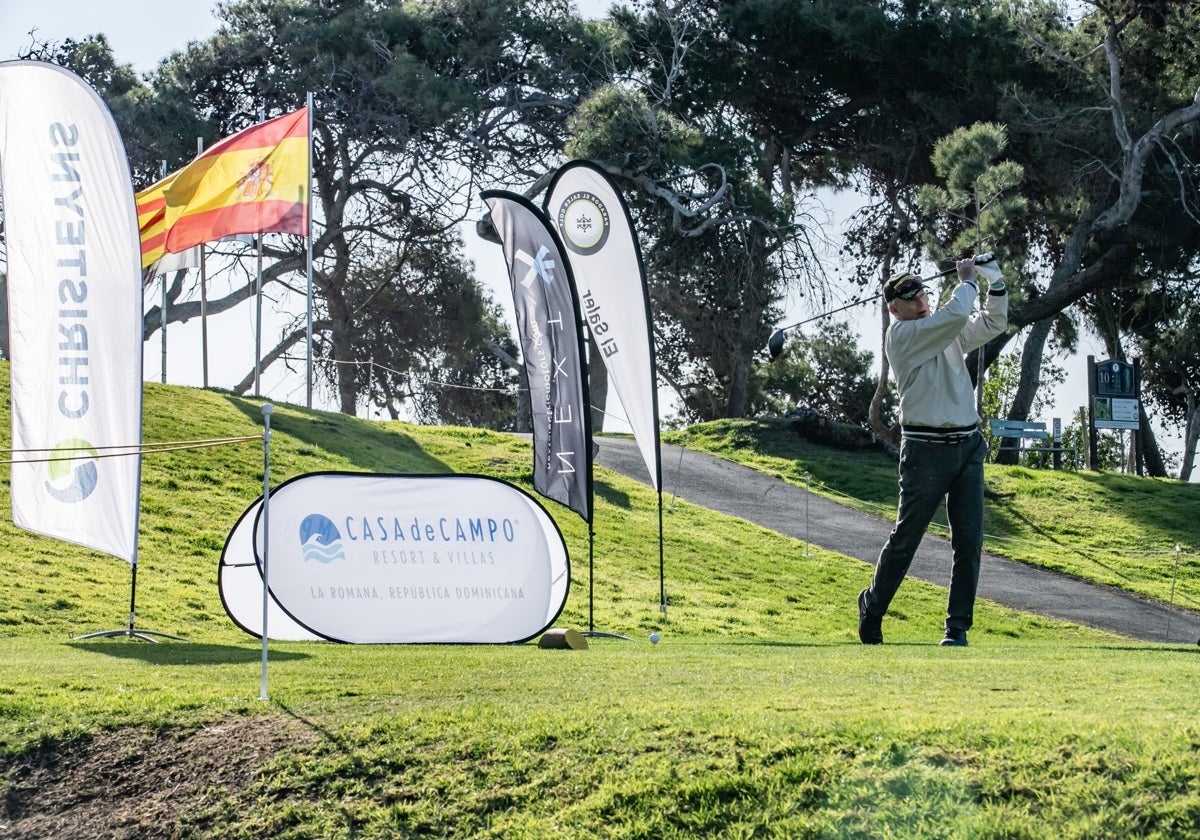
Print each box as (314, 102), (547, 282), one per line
(232, 321), (331, 396)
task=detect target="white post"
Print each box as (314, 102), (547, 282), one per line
(200, 247), (209, 388)
(260, 403), (273, 701)
(305, 91), (314, 409)
(1167, 543), (1181, 641)
(802, 472), (812, 558)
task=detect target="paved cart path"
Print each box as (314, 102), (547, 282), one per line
(592, 435), (1200, 644)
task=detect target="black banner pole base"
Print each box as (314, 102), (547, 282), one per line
(580, 631), (633, 641)
(72, 564), (189, 642)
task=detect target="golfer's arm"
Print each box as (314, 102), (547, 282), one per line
(888, 284), (974, 367)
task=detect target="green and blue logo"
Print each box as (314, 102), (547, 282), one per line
(44, 438), (99, 503)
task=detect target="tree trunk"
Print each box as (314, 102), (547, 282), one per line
(726, 235), (771, 418)
(726, 348), (752, 418)
(868, 298), (898, 446)
(232, 327), (309, 396)
(1180, 395), (1199, 482)
(1136, 401), (1166, 478)
(326, 312), (358, 415)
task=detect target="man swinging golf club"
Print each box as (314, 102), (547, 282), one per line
(858, 255), (1007, 647)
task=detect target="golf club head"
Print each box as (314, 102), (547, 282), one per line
(767, 329), (785, 360)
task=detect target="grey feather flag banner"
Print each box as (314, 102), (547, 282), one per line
(544, 160), (661, 492)
(482, 191), (593, 523)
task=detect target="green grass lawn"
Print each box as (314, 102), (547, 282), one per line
(1, 372), (1198, 838)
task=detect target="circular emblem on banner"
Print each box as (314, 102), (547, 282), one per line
(44, 438), (99, 503)
(557, 191), (610, 255)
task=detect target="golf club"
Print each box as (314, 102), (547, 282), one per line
(766, 252), (995, 359)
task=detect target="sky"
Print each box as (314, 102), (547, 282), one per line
(0, 0), (223, 76)
(1, 0), (1179, 474)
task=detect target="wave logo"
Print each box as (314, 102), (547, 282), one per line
(299, 514), (345, 564)
(44, 439), (99, 503)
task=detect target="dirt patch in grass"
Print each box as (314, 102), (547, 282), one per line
(0, 714), (316, 839)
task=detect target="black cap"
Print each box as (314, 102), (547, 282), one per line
(883, 272), (925, 303)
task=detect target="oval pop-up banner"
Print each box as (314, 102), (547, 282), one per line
(251, 473), (571, 643)
(218, 497), (323, 641)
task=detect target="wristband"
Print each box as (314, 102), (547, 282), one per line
(989, 279), (1006, 292)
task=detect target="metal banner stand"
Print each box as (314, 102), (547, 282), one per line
(74, 428), (187, 643)
(580, 528), (632, 641)
(73, 559), (188, 643)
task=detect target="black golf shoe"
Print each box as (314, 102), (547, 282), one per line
(858, 588), (882, 645)
(939, 629), (968, 647)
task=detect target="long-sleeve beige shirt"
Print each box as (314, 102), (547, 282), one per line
(885, 281), (1008, 429)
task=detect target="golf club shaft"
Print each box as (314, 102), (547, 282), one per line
(773, 252), (994, 333)
(779, 293), (882, 332)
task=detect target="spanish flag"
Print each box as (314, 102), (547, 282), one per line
(135, 169), (180, 269)
(163, 106), (309, 253)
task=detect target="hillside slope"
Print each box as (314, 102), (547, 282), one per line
(0, 372), (1116, 645)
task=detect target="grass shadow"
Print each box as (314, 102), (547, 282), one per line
(1070, 469), (1200, 543)
(985, 502), (1133, 581)
(1091, 643), (1200, 655)
(669, 418), (899, 509)
(595, 479), (631, 509)
(225, 396), (450, 474)
(66, 641), (312, 665)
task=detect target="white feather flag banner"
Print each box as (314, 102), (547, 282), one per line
(545, 160), (661, 490)
(0, 61), (143, 562)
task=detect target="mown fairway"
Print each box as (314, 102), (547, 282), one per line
(0, 371), (1197, 838)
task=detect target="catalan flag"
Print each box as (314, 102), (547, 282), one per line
(135, 168), (180, 269)
(163, 106), (309, 253)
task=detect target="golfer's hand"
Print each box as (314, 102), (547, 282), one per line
(956, 257), (977, 286)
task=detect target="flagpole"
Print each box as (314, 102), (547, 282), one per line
(197, 136), (209, 389)
(305, 91), (314, 409)
(254, 235), (263, 396)
(158, 160), (168, 385)
(160, 275), (168, 383)
(200, 247), (209, 388)
(253, 108), (265, 398)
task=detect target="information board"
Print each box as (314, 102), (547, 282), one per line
(1093, 396), (1140, 430)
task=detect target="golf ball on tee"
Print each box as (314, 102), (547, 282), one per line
(649, 632), (660, 645)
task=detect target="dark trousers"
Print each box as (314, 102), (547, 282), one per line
(864, 433), (985, 632)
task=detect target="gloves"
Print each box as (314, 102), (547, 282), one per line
(975, 260), (1005, 290)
